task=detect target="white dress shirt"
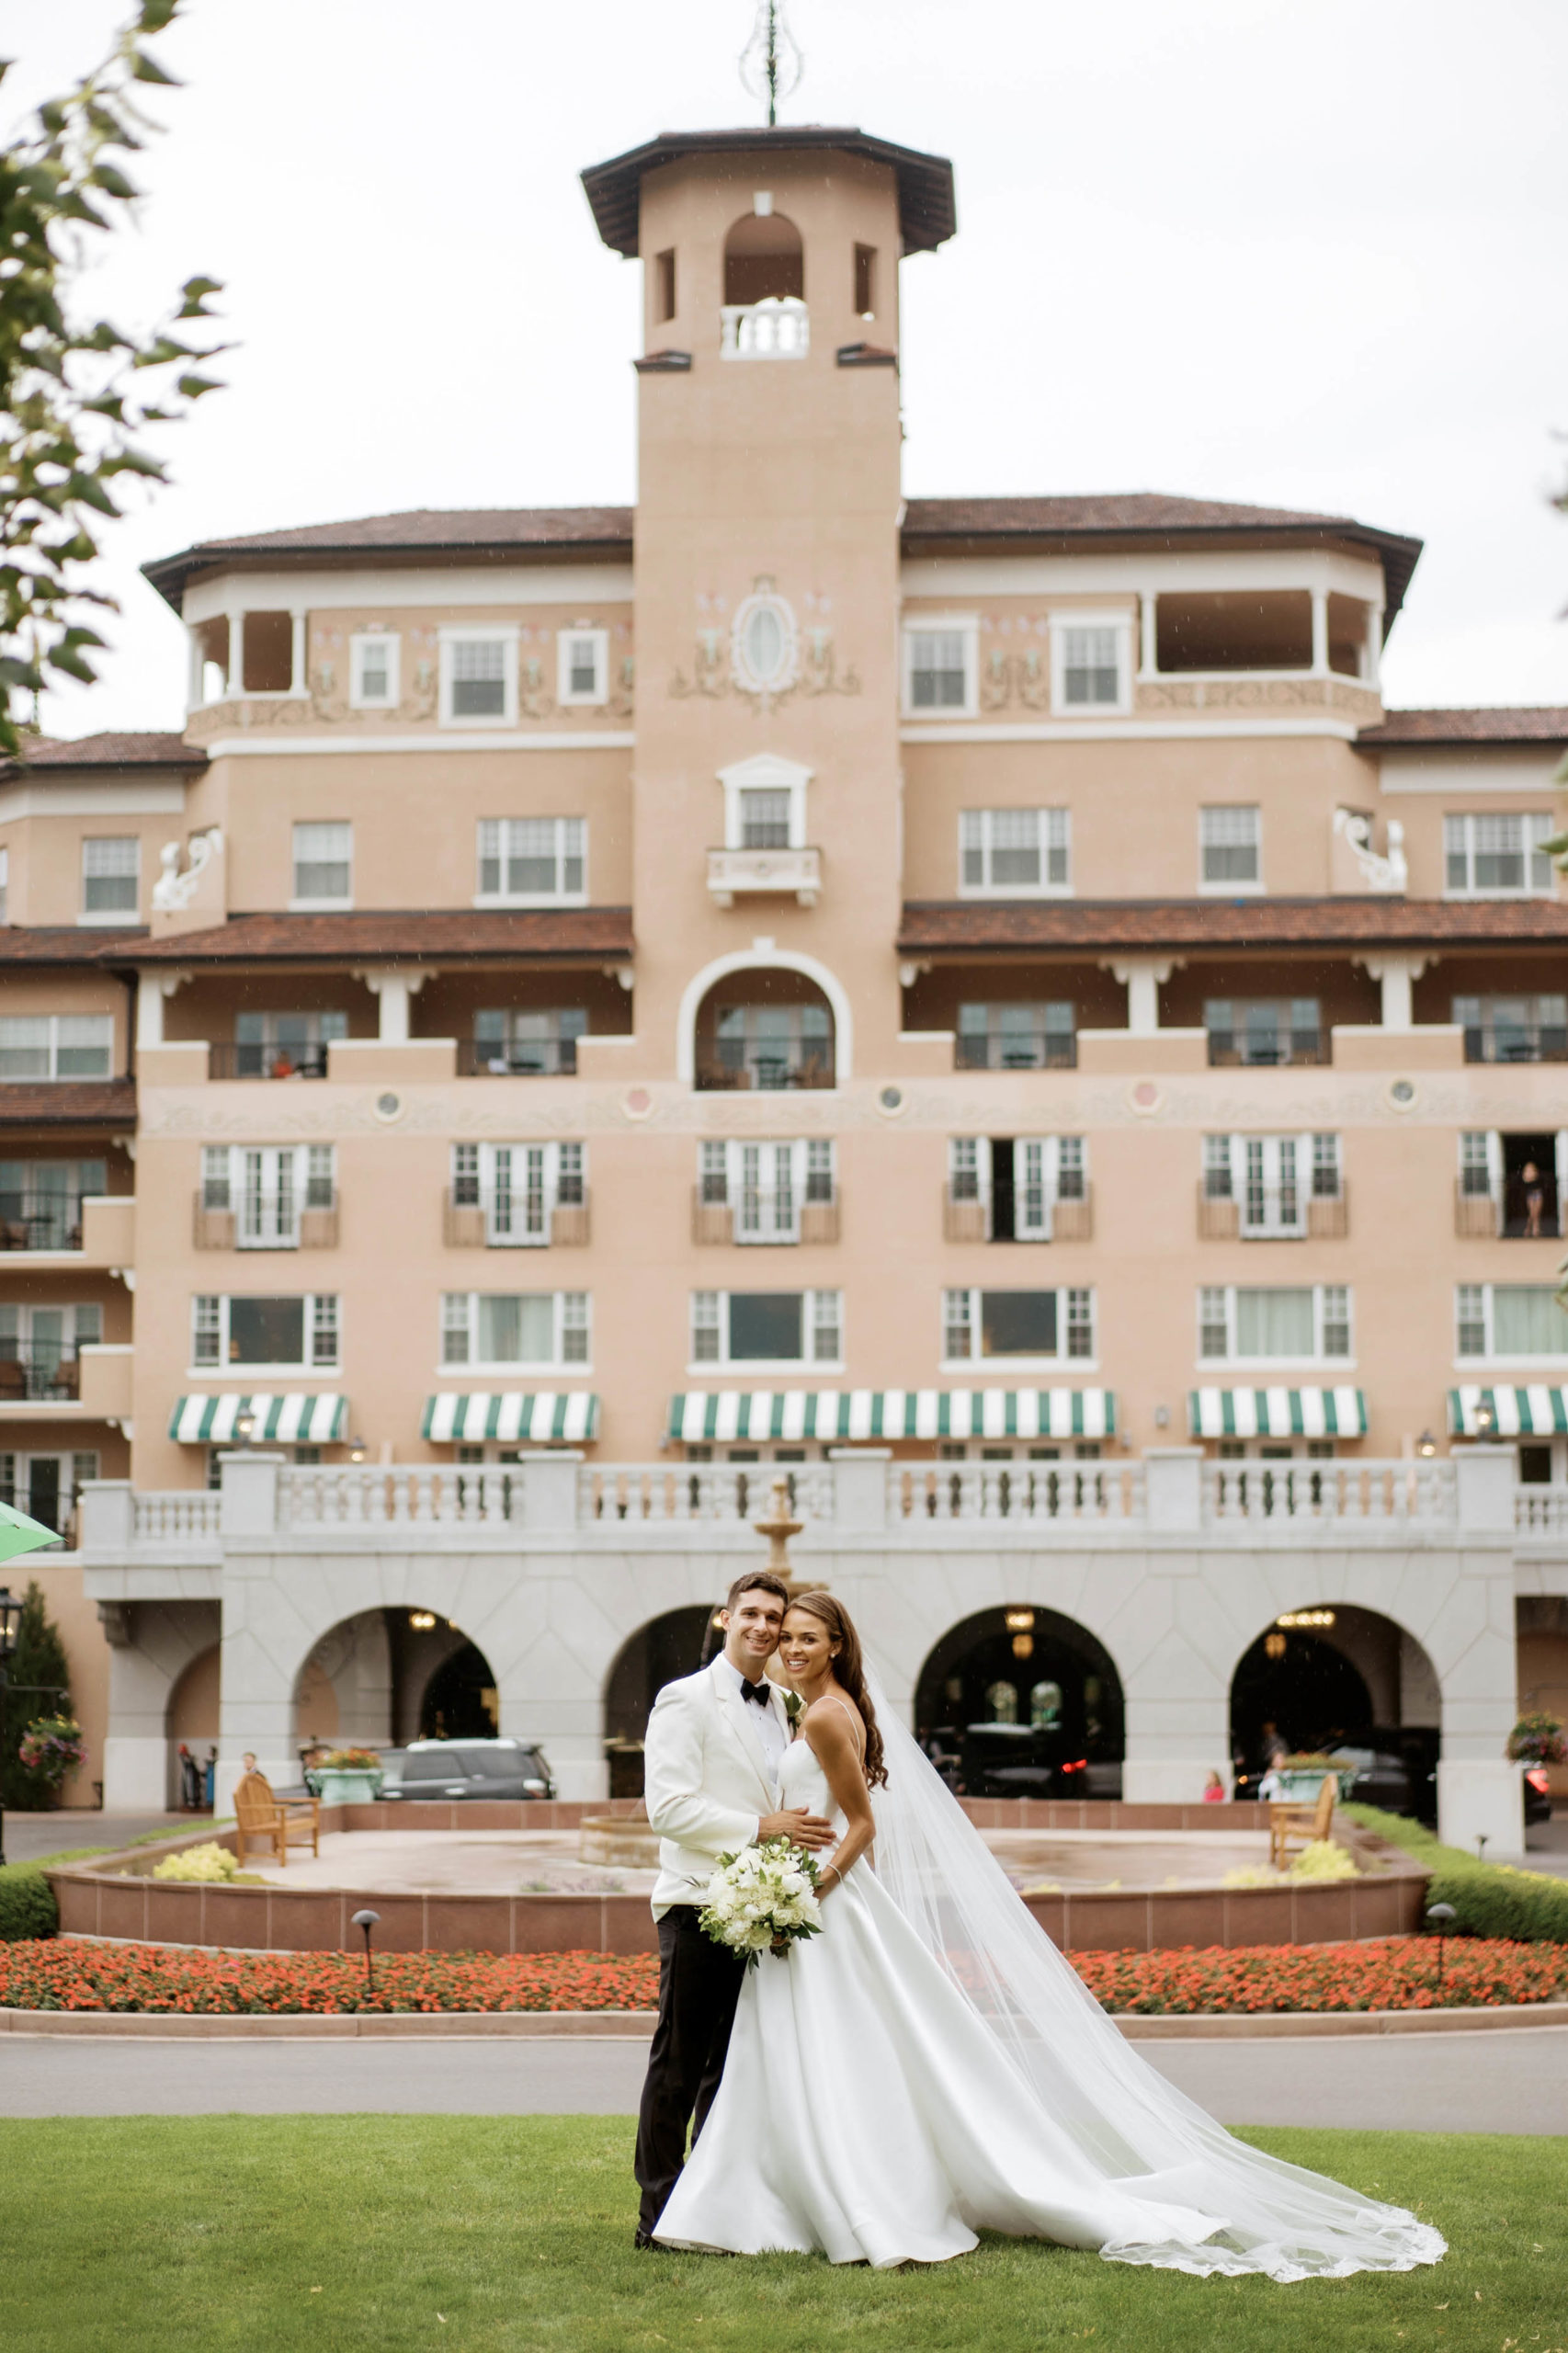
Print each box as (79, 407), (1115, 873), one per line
(715, 1652), (789, 1782)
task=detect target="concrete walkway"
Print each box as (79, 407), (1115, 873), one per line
(3, 2025), (1563, 2134)
(0, 1811), (190, 1865)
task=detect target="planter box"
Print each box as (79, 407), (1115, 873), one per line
(312, 1768), (381, 1804)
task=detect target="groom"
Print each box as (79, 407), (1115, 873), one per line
(632, 1568), (834, 2245)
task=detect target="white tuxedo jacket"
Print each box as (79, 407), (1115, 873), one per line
(643, 1657), (790, 1918)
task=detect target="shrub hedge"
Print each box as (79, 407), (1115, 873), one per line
(1345, 1802), (1568, 1944)
(0, 1865), (58, 1943)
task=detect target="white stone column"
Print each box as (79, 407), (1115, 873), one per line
(1139, 592), (1158, 679)
(829, 1448), (891, 1532)
(1106, 956), (1177, 1037)
(219, 1450), (283, 1538)
(1142, 1447), (1202, 1529)
(1311, 588), (1329, 674)
(135, 970), (190, 1049)
(519, 1451), (583, 1531)
(357, 966), (433, 1043)
(289, 608), (307, 697)
(1357, 951), (1428, 1032)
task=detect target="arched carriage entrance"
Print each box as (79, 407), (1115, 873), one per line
(602, 1604), (722, 1798)
(1230, 1603), (1441, 1815)
(292, 1608), (499, 1752)
(915, 1607), (1125, 1799)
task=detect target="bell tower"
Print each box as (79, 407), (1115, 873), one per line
(581, 125), (957, 1078)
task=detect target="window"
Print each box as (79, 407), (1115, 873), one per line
(440, 631), (515, 724)
(1199, 806), (1262, 890)
(956, 1003), (1075, 1071)
(947, 1136), (1085, 1240)
(472, 1007), (586, 1075)
(557, 630), (608, 707)
(719, 755), (810, 850)
(440, 1290), (590, 1367)
(233, 1010), (347, 1080)
(0, 1449), (98, 1534)
(654, 247), (676, 324)
(1198, 1285), (1352, 1362)
(1456, 1284), (1567, 1359)
(349, 632), (400, 709)
(476, 818), (585, 904)
(943, 1287), (1094, 1362)
(202, 1146), (335, 1245)
(1459, 1131), (1494, 1198)
(854, 242), (877, 317)
(0, 1156), (105, 1248)
(450, 1142), (585, 1245)
(81, 836), (139, 918)
(291, 822), (352, 906)
(1055, 622), (1126, 710)
(0, 1014), (113, 1081)
(959, 810), (1071, 895)
(1453, 994), (1568, 1064)
(191, 1293), (339, 1369)
(904, 623), (975, 715)
(0, 1303), (100, 1398)
(688, 1290), (843, 1367)
(697, 1140), (835, 1243)
(1203, 998), (1321, 1067)
(240, 611), (294, 694)
(739, 790), (793, 849)
(709, 1003), (833, 1090)
(1444, 813), (1554, 898)
(1202, 1134), (1340, 1234)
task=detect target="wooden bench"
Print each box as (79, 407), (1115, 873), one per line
(1268, 1771), (1336, 1870)
(233, 1771), (320, 1867)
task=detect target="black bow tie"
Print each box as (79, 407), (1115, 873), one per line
(741, 1677), (772, 1708)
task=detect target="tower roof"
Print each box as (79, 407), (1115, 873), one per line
(580, 126), (957, 257)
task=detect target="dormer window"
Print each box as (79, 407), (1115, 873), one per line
(350, 631), (400, 710)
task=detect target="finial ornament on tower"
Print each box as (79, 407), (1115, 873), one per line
(739, 0), (803, 128)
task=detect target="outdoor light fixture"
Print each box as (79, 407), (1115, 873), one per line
(233, 1406), (256, 1448)
(351, 1907), (381, 1994)
(1011, 1633), (1034, 1661)
(409, 1610), (437, 1631)
(1004, 1609), (1035, 1633)
(1416, 1431), (1437, 1458)
(1474, 1400), (1497, 1439)
(1265, 1631), (1288, 1660)
(1426, 1899), (1457, 1987)
(347, 1435), (368, 1464)
(1277, 1609), (1335, 1631)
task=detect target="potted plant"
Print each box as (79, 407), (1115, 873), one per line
(310, 1745), (383, 1803)
(16, 1714), (85, 1808)
(1276, 1751), (1358, 1802)
(1505, 1712), (1567, 1767)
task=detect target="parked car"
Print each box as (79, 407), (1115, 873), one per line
(1233, 1726), (1438, 1823)
(380, 1738), (555, 1802)
(956, 1722), (1091, 1801)
(1522, 1764), (1553, 1827)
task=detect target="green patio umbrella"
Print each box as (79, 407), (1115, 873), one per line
(0, 1499), (63, 1563)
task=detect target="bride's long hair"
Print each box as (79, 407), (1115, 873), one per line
(786, 1590), (887, 1788)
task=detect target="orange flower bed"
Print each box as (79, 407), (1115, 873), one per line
(1, 1936), (1563, 2017)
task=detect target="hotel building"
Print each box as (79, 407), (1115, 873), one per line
(4, 123), (1565, 1843)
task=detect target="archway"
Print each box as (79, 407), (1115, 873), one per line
(915, 1607), (1125, 1798)
(292, 1608), (498, 1755)
(1230, 1602), (1441, 1815)
(692, 967), (835, 1093)
(678, 947), (852, 1086)
(723, 210), (803, 305)
(165, 1641), (220, 1810)
(603, 1603), (722, 1797)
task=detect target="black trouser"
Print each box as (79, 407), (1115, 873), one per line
(633, 1904), (744, 2236)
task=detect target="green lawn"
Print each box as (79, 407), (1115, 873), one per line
(2, 2119), (1562, 2353)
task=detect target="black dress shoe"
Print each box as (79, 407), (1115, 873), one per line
(634, 2231), (657, 2250)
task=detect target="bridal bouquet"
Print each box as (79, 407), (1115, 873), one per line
(699, 1836), (824, 1970)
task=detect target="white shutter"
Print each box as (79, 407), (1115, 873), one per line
(1015, 1138), (1053, 1240)
(1486, 1130), (1505, 1211)
(1556, 1131), (1568, 1229)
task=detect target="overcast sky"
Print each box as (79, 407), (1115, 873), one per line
(9, 0), (1566, 737)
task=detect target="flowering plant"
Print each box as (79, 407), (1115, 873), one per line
(1506, 1713), (1567, 1767)
(151, 1842), (243, 1883)
(16, 1716), (84, 1789)
(317, 1747), (381, 1771)
(699, 1836), (823, 1970)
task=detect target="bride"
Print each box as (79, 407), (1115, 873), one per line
(653, 1589), (1445, 2279)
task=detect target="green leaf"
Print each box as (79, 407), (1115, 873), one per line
(131, 51), (181, 85)
(89, 165), (141, 201)
(45, 644), (100, 684)
(176, 372), (223, 398)
(62, 472), (119, 517)
(0, 657), (45, 692)
(137, 0), (180, 32)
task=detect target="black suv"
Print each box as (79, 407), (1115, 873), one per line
(381, 1738), (555, 1802)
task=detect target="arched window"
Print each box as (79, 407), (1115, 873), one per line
(723, 210), (804, 306)
(693, 970), (835, 1093)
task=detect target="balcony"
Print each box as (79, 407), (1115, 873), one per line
(456, 1037), (580, 1078)
(0, 1343), (88, 1404)
(707, 845), (822, 908)
(1459, 1018), (1568, 1066)
(690, 1187), (838, 1245)
(694, 1047), (835, 1093)
(1205, 1029), (1325, 1069)
(1452, 1181), (1563, 1242)
(192, 1192), (339, 1250)
(442, 1188), (590, 1247)
(942, 1186), (1094, 1243)
(1197, 1185), (1348, 1240)
(721, 297), (809, 359)
(208, 1042), (332, 1081)
(954, 1027), (1077, 1074)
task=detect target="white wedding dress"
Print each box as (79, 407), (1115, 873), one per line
(653, 1732), (1446, 2279)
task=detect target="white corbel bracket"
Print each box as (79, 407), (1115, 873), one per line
(603, 963), (635, 993)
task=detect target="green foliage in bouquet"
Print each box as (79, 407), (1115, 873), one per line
(699, 1836), (824, 1971)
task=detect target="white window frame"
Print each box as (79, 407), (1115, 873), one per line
(0, 845), (11, 926)
(79, 835), (140, 925)
(902, 616), (979, 719)
(697, 1140), (834, 1245)
(718, 752), (812, 852)
(1050, 612), (1133, 716)
(556, 627), (609, 708)
(348, 631), (401, 711)
(189, 1291), (339, 1373)
(201, 1146), (335, 1249)
(1197, 1283), (1353, 1366)
(0, 1014), (114, 1082)
(947, 1136), (1085, 1241)
(290, 821), (353, 911)
(687, 1288), (844, 1373)
(1455, 1282), (1568, 1365)
(1202, 1133), (1341, 1237)
(439, 1289), (591, 1370)
(958, 809), (1072, 898)
(438, 626), (518, 728)
(474, 817), (587, 908)
(1443, 811), (1555, 899)
(1199, 805), (1264, 895)
(450, 1142), (585, 1247)
(940, 1285), (1096, 1370)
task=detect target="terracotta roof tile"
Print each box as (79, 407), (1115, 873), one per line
(122, 909), (635, 964)
(1, 733), (203, 775)
(0, 1080), (135, 1128)
(581, 127), (956, 259)
(897, 896), (1568, 955)
(143, 509), (634, 608)
(1358, 708), (1568, 747)
(0, 926), (143, 963)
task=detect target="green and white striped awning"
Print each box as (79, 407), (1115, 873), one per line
(1189, 1387), (1368, 1440)
(1449, 1384), (1568, 1438)
(422, 1392), (600, 1445)
(168, 1393), (347, 1445)
(666, 1389), (1117, 1446)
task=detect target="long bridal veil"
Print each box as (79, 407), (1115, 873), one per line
(863, 1672), (1445, 2280)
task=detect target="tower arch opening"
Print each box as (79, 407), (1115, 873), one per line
(693, 967), (835, 1092)
(723, 210), (804, 306)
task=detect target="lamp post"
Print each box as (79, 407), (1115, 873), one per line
(1415, 1430), (1437, 1459)
(0, 1585), (25, 1868)
(1426, 1899), (1457, 1990)
(351, 1906), (381, 1997)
